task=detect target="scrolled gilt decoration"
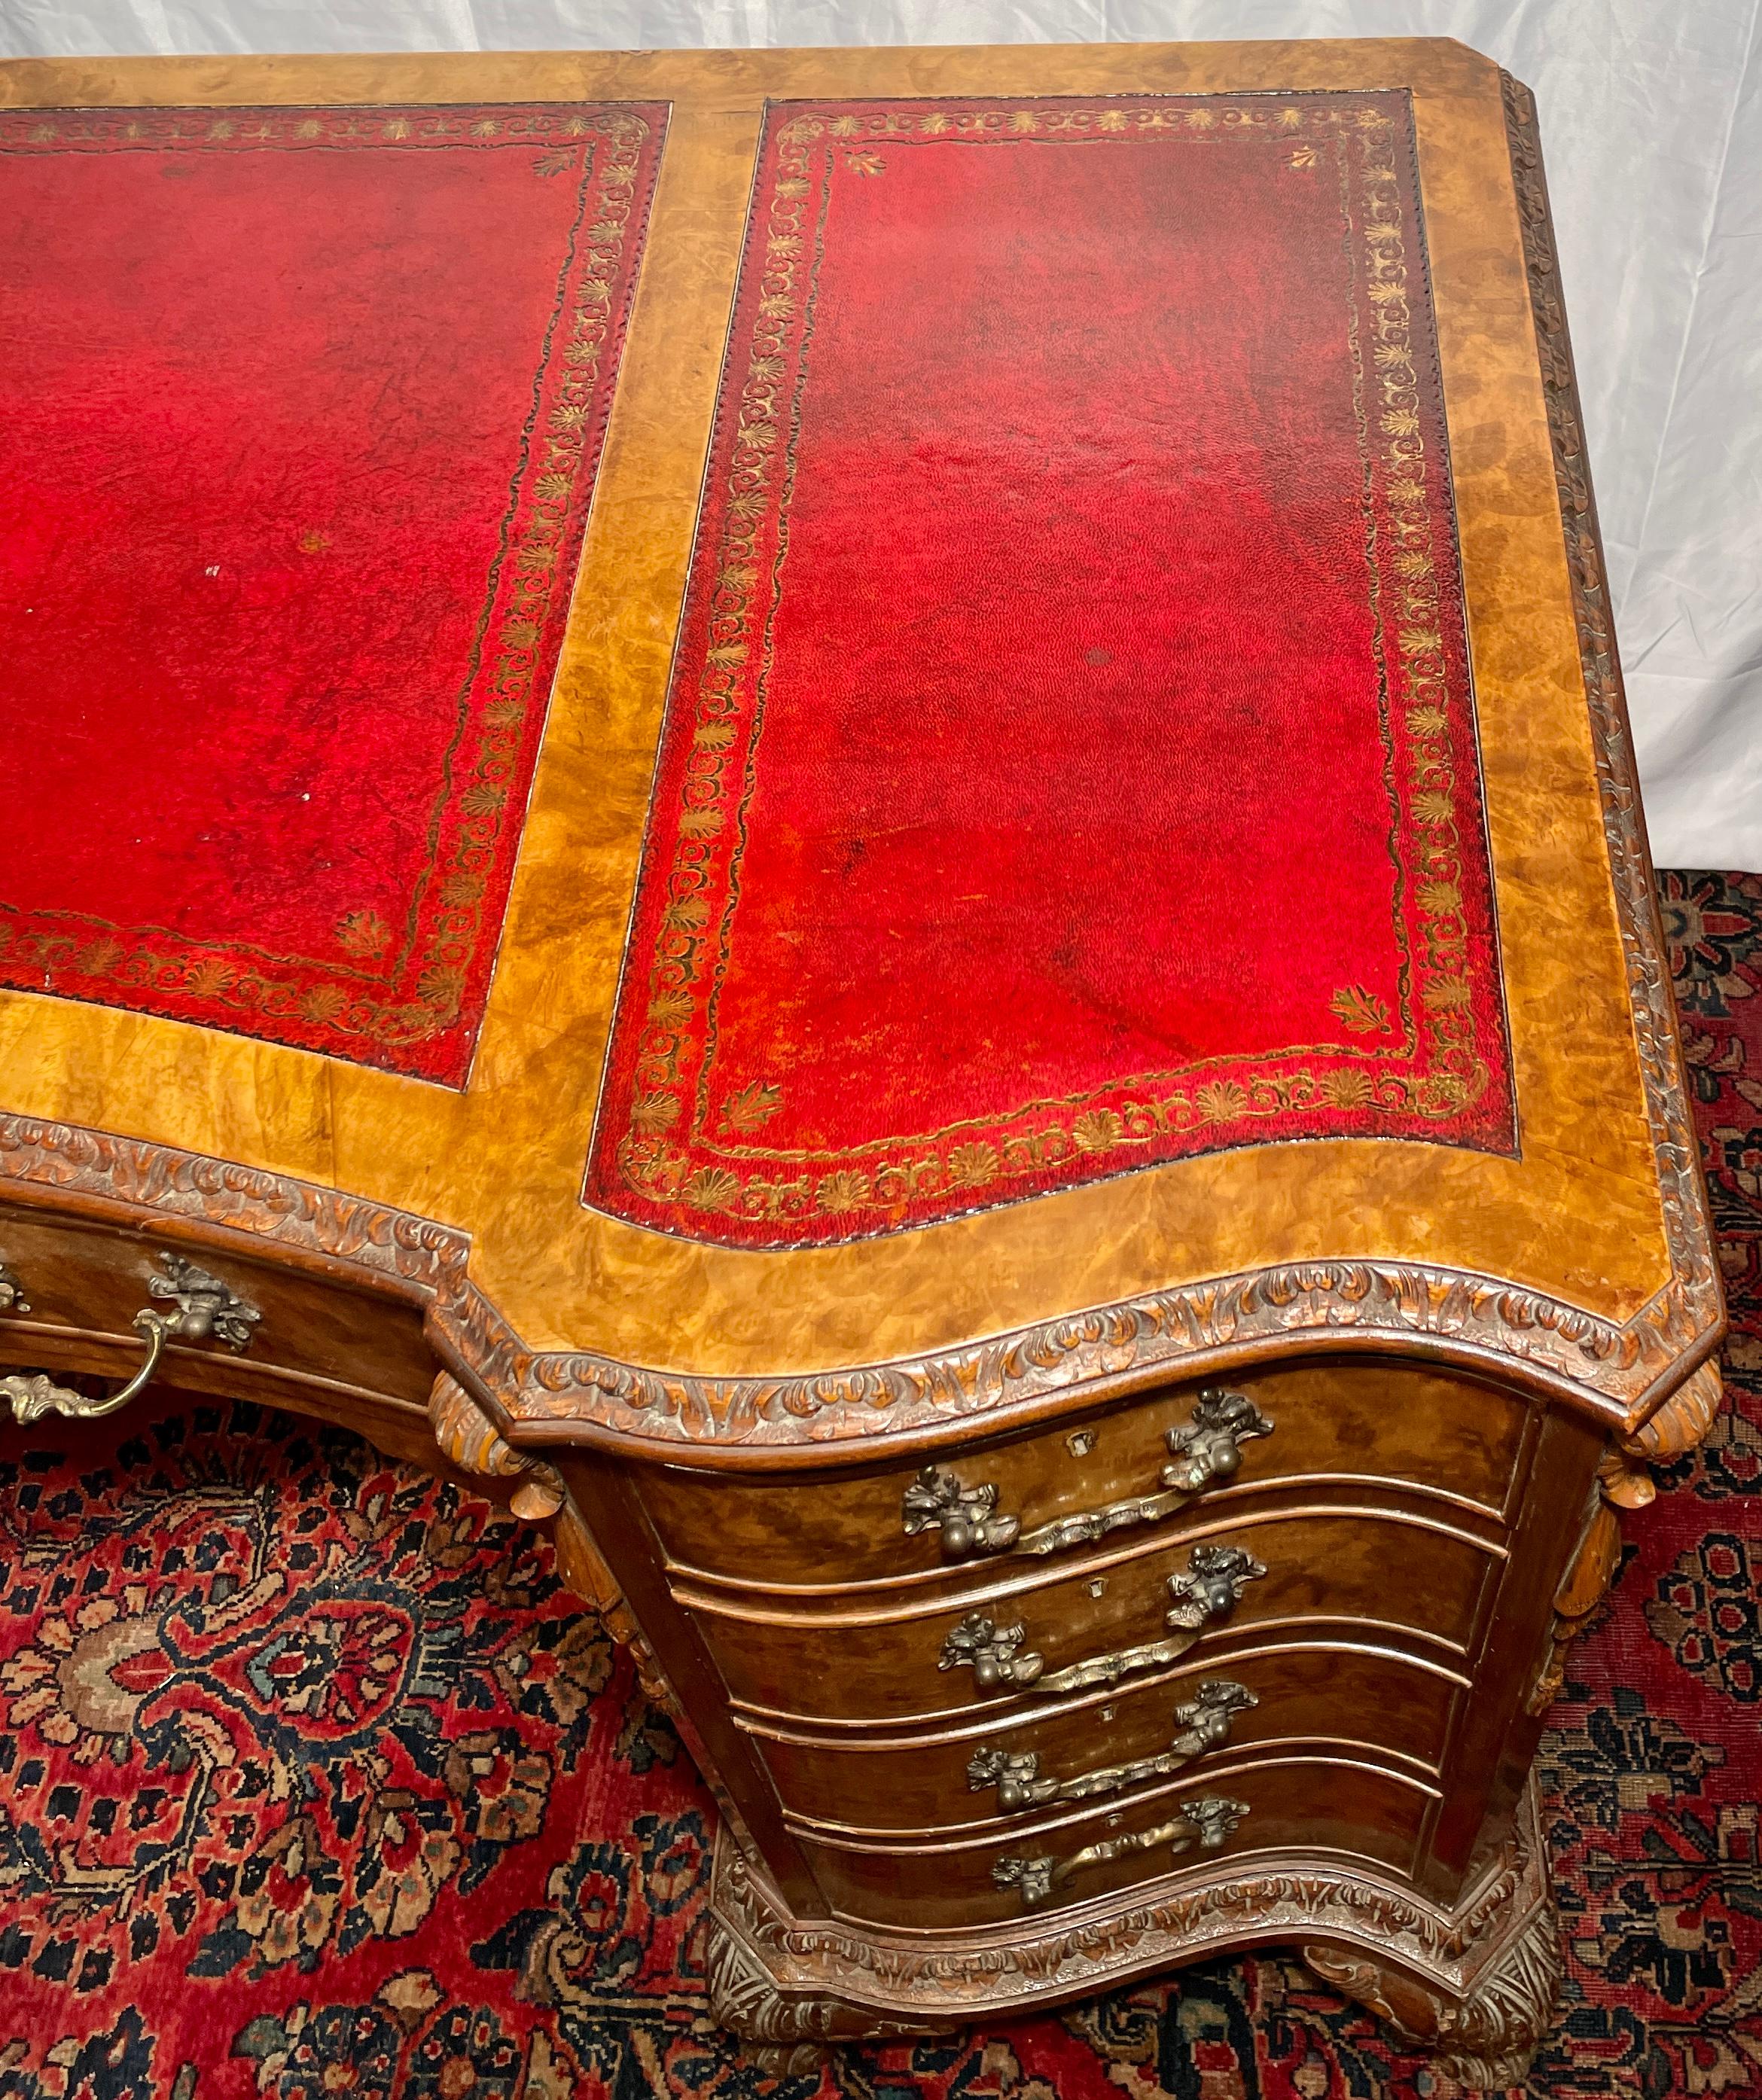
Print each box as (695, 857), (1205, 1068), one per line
(0, 1257), (29, 1314)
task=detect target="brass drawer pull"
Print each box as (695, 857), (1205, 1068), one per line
(939, 1544), (1266, 1696)
(1165, 1543), (1268, 1629)
(903, 1389), (1273, 1564)
(0, 1252), (261, 1426)
(0, 1260), (28, 1315)
(902, 1468), (1021, 1559)
(938, 1613), (1044, 1690)
(992, 1794), (1248, 1906)
(968, 1679), (1256, 1811)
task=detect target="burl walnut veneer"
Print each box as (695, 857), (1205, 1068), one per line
(0, 40), (1724, 2088)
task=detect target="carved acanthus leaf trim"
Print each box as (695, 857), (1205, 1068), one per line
(462, 1257), (1706, 1446)
(710, 1784), (1544, 2019)
(0, 1105), (1719, 1452)
(1303, 1891), (1562, 2090)
(0, 1114), (468, 1289)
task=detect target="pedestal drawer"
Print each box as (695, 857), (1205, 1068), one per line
(645, 1360), (1526, 1593)
(748, 1640), (1461, 1835)
(0, 1204), (437, 1414)
(683, 1506), (1498, 1724)
(795, 1751), (1431, 1931)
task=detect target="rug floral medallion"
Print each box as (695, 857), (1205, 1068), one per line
(2, 871), (1760, 2097)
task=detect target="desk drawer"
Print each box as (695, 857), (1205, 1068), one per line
(0, 1205), (435, 1416)
(684, 1507), (1498, 1724)
(645, 1359), (1526, 1595)
(796, 1751), (1430, 1931)
(751, 1639), (1461, 1835)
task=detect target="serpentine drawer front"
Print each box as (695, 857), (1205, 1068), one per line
(678, 1505), (1501, 1723)
(791, 1754), (1434, 1930)
(0, 40), (1723, 2089)
(645, 1361), (1529, 1591)
(746, 1641), (1462, 1835)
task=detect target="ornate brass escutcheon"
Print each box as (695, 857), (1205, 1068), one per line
(1, 1251), (262, 1426)
(939, 1544), (1267, 1698)
(901, 1389), (1273, 1564)
(967, 1679), (1257, 1811)
(992, 1794), (1248, 1906)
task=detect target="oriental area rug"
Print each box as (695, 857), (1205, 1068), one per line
(2, 868), (1758, 2099)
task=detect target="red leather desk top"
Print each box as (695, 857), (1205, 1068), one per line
(0, 44), (1715, 1431)
(586, 92), (1514, 1247)
(0, 102), (663, 1084)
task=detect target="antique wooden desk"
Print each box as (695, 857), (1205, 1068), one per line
(0, 39), (1723, 2088)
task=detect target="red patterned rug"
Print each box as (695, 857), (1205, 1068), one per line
(2, 869), (1757, 2098)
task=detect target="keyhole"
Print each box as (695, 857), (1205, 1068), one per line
(1066, 1428), (1096, 1457)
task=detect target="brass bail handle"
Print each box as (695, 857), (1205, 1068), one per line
(903, 1388), (1275, 1565)
(0, 1251), (261, 1427)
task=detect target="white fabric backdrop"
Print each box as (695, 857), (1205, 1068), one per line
(5, 0), (1757, 870)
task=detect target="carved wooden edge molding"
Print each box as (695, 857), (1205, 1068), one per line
(0, 1144), (1720, 1470)
(1498, 72), (1725, 1370)
(1527, 1358), (1724, 1714)
(0, 1114), (469, 1288)
(0, 105), (1723, 1458)
(706, 1777), (1554, 2065)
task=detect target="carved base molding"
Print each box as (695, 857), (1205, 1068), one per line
(1303, 1891), (1562, 2091)
(707, 1778), (1557, 2083)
